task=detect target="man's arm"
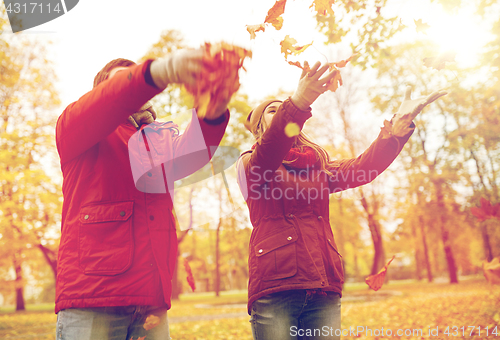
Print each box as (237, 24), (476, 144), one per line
(56, 61), (161, 163)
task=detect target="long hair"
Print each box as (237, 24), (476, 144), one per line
(254, 108), (335, 177)
(93, 58), (136, 88)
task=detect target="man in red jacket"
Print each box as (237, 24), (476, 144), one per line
(55, 49), (233, 340)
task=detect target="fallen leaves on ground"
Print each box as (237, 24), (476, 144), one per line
(365, 255), (395, 291)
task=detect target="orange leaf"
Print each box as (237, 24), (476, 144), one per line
(333, 53), (357, 68)
(143, 315), (161, 331)
(414, 19), (430, 33)
(280, 35), (313, 60)
(423, 51), (456, 71)
(246, 24), (266, 39)
(287, 61), (311, 73)
(483, 257), (500, 284)
(184, 258), (196, 292)
(265, 0), (286, 30)
(325, 64), (342, 92)
(365, 255), (395, 291)
(310, 0), (335, 16)
(471, 197), (500, 221)
(185, 42), (251, 119)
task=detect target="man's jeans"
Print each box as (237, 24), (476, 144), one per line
(56, 306), (169, 340)
(250, 290), (341, 340)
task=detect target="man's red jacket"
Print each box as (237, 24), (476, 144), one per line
(55, 61), (228, 313)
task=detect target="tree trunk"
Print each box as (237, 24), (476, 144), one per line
(411, 222), (423, 280)
(419, 220), (433, 282)
(434, 183), (458, 283)
(361, 195), (386, 275)
(13, 254), (25, 311)
(480, 223), (493, 262)
(38, 244), (57, 279)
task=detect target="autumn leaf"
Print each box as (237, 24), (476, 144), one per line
(143, 314), (161, 331)
(310, 0), (335, 16)
(184, 258), (196, 292)
(325, 64), (342, 92)
(423, 51), (456, 71)
(287, 60), (311, 73)
(414, 19), (430, 33)
(471, 197), (500, 222)
(280, 35), (313, 60)
(246, 24), (266, 40)
(483, 257), (500, 284)
(365, 255), (395, 291)
(380, 113), (414, 139)
(185, 42), (251, 119)
(333, 53), (357, 68)
(265, 0), (286, 30)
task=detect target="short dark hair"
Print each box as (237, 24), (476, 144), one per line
(93, 58), (136, 88)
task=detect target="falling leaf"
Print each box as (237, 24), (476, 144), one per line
(287, 61), (311, 73)
(333, 53), (357, 68)
(414, 19), (430, 33)
(310, 0), (335, 16)
(365, 255), (395, 291)
(129, 337), (146, 340)
(471, 197), (500, 222)
(325, 65), (342, 92)
(265, 0), (286, 30)
(184, 258), (196, 292)
(246, 24), (266, 39)
(143, 315), (161, 331)
(483, 257), (500, 284)
(284, 122), (300, 137)
(280, 35), (313, 60)
(423, 51), (456, 71)
(185, 42), (251, 119)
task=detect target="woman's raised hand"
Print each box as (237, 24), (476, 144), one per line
(291, 61), (337, 111)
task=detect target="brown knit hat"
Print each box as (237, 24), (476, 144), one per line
(245, 99), (283, 135)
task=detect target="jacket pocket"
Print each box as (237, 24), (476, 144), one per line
(326, 238), (344, 284)
(78, 201), (134, 275)
(255, 228), (298, 281)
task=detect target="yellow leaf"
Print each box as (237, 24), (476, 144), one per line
(284, 123), (300, 137)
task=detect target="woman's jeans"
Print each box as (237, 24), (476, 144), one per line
(56, 305), (169, 340)
(250, 290), (341, 340)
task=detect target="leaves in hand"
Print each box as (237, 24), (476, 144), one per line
(185, 42), (251, 119)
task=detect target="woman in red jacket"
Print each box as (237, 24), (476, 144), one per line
(237, 61), (446, 340)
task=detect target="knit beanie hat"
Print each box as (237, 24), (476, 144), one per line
(244, 99), (283, 136)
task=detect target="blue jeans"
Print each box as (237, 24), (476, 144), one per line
(56, 305), (169, 340)
(250, 290), (341, 340)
